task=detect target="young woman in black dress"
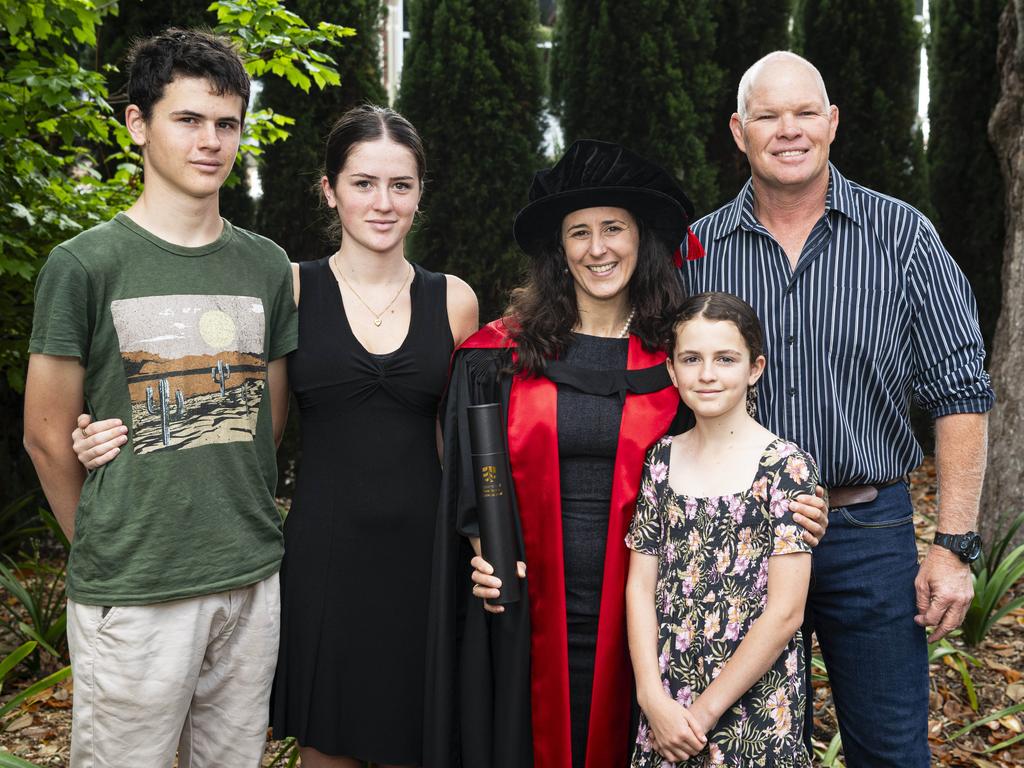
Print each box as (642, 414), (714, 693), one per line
(69, 105), (478, 768)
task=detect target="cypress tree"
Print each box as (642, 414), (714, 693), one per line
(399, 0), (543, 321)
(551, 0), (721, 212)
(795, 0), (929, 212)
(707, 1), (792, 209)
(928, 0), (1004, 349)
(257, 0), (386, 262)
(549, 0), (599, 142)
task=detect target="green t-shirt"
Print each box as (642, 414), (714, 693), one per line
(29, 213), (298, 605)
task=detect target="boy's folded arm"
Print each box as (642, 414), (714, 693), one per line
(24, 353), (88, 541)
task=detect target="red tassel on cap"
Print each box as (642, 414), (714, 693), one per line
(686, 228), (705, 261)
(673, 228), (705, 267)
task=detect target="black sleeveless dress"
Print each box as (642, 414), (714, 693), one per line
(271, 257), (453, 763)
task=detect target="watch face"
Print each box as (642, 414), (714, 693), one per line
(966, 534), (982, 561)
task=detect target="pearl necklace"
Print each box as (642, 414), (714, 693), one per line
(617, 307), (636, 338)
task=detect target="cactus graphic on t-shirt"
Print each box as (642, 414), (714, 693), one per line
(145, 377), (186, 446)
(110, 294), (267, 454)
(211, 359), (232, 396)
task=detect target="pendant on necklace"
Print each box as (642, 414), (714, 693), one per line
(373, 318), (382, 327)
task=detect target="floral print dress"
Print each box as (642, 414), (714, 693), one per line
(626, 436), (817, 768)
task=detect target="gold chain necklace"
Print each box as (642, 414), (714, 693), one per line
(330, 253), (412, 327)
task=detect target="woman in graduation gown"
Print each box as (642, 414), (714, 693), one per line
(423, 140), (828, 768)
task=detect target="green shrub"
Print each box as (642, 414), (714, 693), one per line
(0, 554), (67, 670)
(961, 511), (1024, 646)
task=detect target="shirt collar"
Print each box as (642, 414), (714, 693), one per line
(827, 164), (861, 226)
(714, 162), (861, 241)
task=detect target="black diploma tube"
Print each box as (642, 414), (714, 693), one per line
(467, 403), (521, 605)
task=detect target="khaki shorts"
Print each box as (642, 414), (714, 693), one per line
(66, 572), (280, 767)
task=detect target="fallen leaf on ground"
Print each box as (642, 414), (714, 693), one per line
(944, 698), (975, 720)
(998, 714), (1023, 733)
(984, 659), (1021, 682)
(4, 713), (33, 731)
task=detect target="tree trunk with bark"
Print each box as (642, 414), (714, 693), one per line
(983, 0), (1024, 541)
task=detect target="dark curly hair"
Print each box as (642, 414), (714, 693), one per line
(126, 28), (250, 121)
(506, 216), (685, 375)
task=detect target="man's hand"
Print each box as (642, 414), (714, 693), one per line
(914, 546), (974, 642)
(791, 485), (829, 547)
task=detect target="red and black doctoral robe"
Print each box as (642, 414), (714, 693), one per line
(422, 319), (687, 768)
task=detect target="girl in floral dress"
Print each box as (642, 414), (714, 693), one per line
(626, 292), (816, 767)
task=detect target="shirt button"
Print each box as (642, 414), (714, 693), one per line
(788, 387), (797, 397)
(787, 335), (795, 345)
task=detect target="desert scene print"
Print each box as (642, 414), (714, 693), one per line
(110, 294), (267, 455)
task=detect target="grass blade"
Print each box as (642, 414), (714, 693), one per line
(0, 643), (37, 685)
(984, 731), (1024, 753)
(15, 623), (60, 661)
(948, 702), (1024, 740)
(0, 751), (49, 768)
(0, 665), (71, 722)
(823, 731), (843, 763)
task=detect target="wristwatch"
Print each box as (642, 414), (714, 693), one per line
(933, 531), (983, 564)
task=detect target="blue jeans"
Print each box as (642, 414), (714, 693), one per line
(801, 482), (930, 766)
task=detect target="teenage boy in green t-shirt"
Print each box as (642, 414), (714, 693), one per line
(23, 28), (297, 766)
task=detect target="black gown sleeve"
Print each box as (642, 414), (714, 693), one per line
(422, 347), (533, 768)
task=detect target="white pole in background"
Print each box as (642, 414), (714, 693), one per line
(384, 0), (405, 105)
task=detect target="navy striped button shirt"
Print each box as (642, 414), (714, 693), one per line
(683, 165), (994, 487)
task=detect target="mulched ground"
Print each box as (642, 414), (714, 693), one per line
(2, 458), (1022, 767)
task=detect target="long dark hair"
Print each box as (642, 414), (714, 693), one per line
(506, 216), (685, 374)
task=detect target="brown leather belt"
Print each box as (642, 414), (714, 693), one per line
(828, 477), (905, 509)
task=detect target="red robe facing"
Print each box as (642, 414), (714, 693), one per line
(449, 319), (682, 768)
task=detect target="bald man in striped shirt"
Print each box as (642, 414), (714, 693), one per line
(683, 51), (993, 767)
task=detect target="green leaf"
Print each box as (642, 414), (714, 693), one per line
(0, 665), (71, 721)
(822, 732), (843, 764)
(984, 730), (1024, 753)
(0, 750), (50, 768)
(7, 204), (36, 227)
(949, 702), (1024, 740)
(0, 642), (37, 686)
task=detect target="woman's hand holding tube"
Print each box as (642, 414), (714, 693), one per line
(470, 555), (526, 614)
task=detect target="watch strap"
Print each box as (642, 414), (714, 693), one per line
(933, 531), (981, 563)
